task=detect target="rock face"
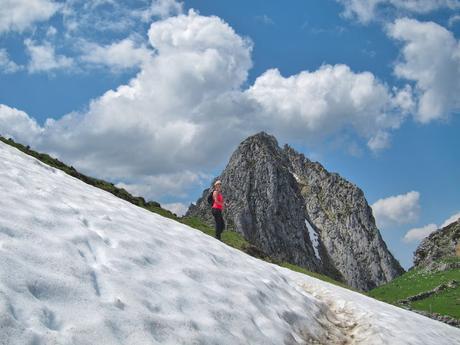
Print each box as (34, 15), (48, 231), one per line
(186, 132), (404, 290)
(414, 218), (460, 268)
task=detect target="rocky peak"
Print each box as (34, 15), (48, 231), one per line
(187, 132), (404, 290)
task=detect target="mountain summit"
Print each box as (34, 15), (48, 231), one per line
(187, 132), (404, 290)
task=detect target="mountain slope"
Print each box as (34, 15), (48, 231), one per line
(1, 141), (459, 344)
(187, 132), (404, 290)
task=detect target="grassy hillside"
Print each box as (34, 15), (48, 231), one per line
(369, 257), (460, 320)
(0, 136), (349, 290)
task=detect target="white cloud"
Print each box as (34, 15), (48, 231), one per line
(141, 0), (184, 20)
(387, 19), (460, 123)
(0, 104), (42, 142)
(10, 10), (252, 184)
(246, 65), (408, 151)
(441, 212), (460, 227)
(0, 49), (22, 74)
(162, 202), (188, 216)
(403, 223), (437, 242)
(25, 39), (74, 73)
(371, 191), (421, 228)
(0, 0), (60, 33)
(79, 38), (152, 71)
(338, 0), (460, 24)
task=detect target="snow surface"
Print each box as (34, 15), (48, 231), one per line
(305, 219), (321, 261)
(0, 141), (459, 345)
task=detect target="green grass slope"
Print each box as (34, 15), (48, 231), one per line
(1, 136), (349, 290)
(368, 257), (460, 320)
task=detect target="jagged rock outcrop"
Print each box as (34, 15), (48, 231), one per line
(186, 132), (404, 290)
(414, 218), (460, 268)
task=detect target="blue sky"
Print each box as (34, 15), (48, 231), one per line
(0, 0), (459, 269)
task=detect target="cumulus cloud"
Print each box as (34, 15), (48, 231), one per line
(79, 38), (153, 71)
(246, 65), (409, 151)
(387, 19), (460, 123)
(5, 9), (252, 191)
(0, 0), (60, 33)
(25, 39), (74, 73)
(0, 10), (416, 200)
(0, 104), (42, 142)
(338, 0), (460, 24)
(403, 223), (437, 242)
(371, 191), (421, 228)
(0, 49), (22, 74)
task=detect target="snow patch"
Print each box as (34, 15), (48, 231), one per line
(305, 218), (321, 261)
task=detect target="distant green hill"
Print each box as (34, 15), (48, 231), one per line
(0, 136), (350, 291)
(369, 257), (460, 324)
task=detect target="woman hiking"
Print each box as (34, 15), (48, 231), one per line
(211, 180), (225, 240)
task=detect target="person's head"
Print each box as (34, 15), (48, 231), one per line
(214, 180), (222, 191)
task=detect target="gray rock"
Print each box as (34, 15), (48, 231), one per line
(413, 218), (460, 268)
(186, 132), (404, 290)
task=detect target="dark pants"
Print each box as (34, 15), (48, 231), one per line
(212, 208), (225, 240)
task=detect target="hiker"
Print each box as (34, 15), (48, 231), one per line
(211, 180), (225, 240)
